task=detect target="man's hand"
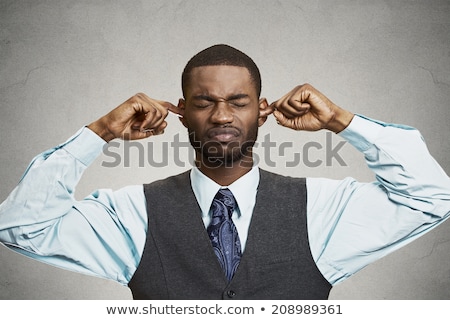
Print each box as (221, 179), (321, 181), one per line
(270, 84), (354, 133)
(88, 93), (181, 142)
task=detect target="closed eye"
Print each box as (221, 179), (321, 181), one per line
(230, 101), (248, 107)
(228, 94), (250, 108)
(192, 96), (214, 108)
(194, 102), (214, 108)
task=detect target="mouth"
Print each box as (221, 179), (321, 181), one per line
(207, 127), (241, 142)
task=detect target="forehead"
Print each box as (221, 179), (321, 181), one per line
(185, 65), (256, 98)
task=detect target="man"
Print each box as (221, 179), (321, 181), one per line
(0, 44), (449, 299)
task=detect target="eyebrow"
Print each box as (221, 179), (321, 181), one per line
(192, 94), (250, 101)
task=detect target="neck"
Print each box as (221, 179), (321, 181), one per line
(195, 153), (254, 186)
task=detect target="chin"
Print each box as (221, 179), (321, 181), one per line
(202, 143), (254, 167)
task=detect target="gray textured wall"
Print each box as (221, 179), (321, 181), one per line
(0, 0), (449, 299)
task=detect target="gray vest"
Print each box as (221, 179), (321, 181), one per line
(128, 169), (331, 299)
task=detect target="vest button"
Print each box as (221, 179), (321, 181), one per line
(227, 290), (236, 298)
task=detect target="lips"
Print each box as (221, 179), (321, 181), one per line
(207, 127), (240, 142)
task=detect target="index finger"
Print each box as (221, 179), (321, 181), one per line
(269, 100), (280, 111)
(270, 88), (293, 110)
(162, 101), (184, 117)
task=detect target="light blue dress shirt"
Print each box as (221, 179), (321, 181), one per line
(0, 115), (449, 286)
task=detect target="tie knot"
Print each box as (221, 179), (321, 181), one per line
(212, 188), (237, 219)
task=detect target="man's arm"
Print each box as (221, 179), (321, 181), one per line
(0, 93), (179, 284)
(271, 83), (449, 214)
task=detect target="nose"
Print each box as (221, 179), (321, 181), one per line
(210, 101), (233, 124)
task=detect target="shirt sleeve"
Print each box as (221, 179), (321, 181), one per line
(0, 127), (148, 285)
(307, 115), (450, 285)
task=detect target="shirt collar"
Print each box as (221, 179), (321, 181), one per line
(190, 166), (260, 218)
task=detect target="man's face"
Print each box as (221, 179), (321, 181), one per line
(179, 65), (266, 167)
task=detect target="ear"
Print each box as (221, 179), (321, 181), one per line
(258, 98), (272, 127)
(178, 98), (188, 128)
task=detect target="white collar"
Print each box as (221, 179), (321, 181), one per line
(190, 166), (260, 218)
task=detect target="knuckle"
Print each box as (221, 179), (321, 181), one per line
(128, 95), (138, 103)
(128, 94), (144, 105)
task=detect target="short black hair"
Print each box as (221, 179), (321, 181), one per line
(181, 44), (262, 97)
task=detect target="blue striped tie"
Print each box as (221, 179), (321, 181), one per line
(207, 188), (242, 282)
